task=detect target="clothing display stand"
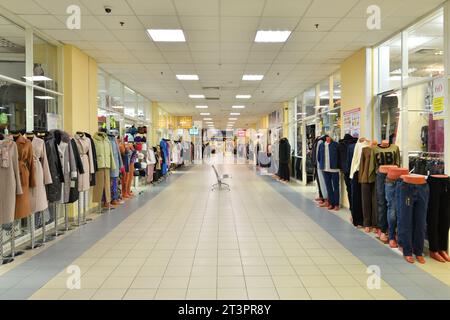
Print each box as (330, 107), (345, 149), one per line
(6, 221), (24, 259)
(49, 203), (64, 238)
(25, 213), (42, 250)
(35, 210), (54, 245)
(0, 225), (14, 265)
(83, 192), (92, 223)
(62, 204), (74, 232)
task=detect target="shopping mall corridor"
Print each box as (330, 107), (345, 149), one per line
(0, 163), (449, 300)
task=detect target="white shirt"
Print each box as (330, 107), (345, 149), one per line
(349, 140), (370, 179)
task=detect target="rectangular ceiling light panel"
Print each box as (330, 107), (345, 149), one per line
(255, 30), (291, 43)
(236, 95), (251, 99)
(189, 94), (205, 99)
(176, 74), (199, 80)
(147, 29), (186, 42)
(242, 75), (264, 81)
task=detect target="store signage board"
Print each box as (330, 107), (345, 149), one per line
(432, 78), (446, 120)
(237, 130), (246, 137)
(189, 127), (199, 135)
(343, 108), (361, 137)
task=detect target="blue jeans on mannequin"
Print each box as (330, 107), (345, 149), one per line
(385, 179), (400, 242)
(323, 171), (340, 207)
(397, 181), (429, 257)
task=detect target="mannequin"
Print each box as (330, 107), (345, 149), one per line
(385, 167), (409, 248)
(318, 136), (340, 211)
(398, 174), (428, 264)
(92, 130), (115, 209)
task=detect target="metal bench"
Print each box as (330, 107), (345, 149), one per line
(211, 165), (231, 191)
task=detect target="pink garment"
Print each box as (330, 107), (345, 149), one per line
(147, 164), (155, 183)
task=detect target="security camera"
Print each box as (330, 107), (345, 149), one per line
(104, 6), (112, 14)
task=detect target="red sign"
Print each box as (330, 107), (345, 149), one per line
(237, 130), (246, 137)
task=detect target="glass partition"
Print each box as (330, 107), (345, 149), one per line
(33, 35), (58, 92)
(0, 16), (25, 82)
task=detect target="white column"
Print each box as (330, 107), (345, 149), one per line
(444, 1), (450, 175)
(25, 28), (34, 132)
(301, 97), (307, 186)
(400, 31), (409, 168)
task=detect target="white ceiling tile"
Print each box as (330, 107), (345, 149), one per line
(220, 17), (260, 31)
(296, 17), (340, 32)
(18, 14), (66, 29)
(247, 51), (278, 63)
(274, 51), (308, 64)
(40, 29), (83, 41)
(288, 31), (327, 43)
(174, 0), (219, 16)
(221, 51), (249, 64)
(185, 30), (220, 42)
(332, 18), (367, 32)
(65, 41), (97, 50)
(258, 17), (300, 30)
(221, 30), (255, 42)
(37, 0), (89, 14)
(179, 16), (219, 30)
(346, 0), (410, 18)
(96, 15), (143, 30)
(0, 0), (47, 14)
(137, 16), (181, 29)
(162, 51), (193, 64)
(263, 0), (312, 17)
(112, 29), (150, 41)
(80, 0), (134, 15)
(221, 42), (252, 51)
(121, 41), (159, 51)
(244, 64), (271, 73)
(321, 31), (361, 43)
(304, 0), (359, 18)
(251, 43), (284, 52)
(221, 0), (265, 17)
(78, 29), (117, 41)
(353, 31), (396, 45)
(283, 41), (316, 51)
(132, 51), (166, 63)
(156, 42), (190, 52)
(127, 0), (176, 15)
(313, 42), (348, 51)
(191, 51), (220, 63)
(188, 42), (220, 51)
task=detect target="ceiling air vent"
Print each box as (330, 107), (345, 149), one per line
(206, 97), (220, 100)
(202, 86), (220, 90)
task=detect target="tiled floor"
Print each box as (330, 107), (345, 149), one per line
(1, 163), (449, 300)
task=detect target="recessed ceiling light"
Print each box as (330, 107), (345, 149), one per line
(147, 29), (186, 42)
(200, 113), (210, 116)
(236, 95), (251, 99)
(35, 96), (55, 100)
(255, 30), (292, 43)
(196, 105), (208, 109)
(242, 75), (264, 81)
(230, 112), (240, 116)
(203, 118), (212, 121)
(23, 76), (52, 81)
(112, 106), (124, 109)
(232, 105), (245, 109)
(176, 74), (199, 80)
(189, 94), (205, 99)
(229, 118), (238, 121)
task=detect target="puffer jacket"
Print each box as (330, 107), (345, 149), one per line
(93, 132), (116, 170)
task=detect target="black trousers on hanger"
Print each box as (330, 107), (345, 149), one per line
(350, 172), (363, 227)
(427, 176), (450, 252)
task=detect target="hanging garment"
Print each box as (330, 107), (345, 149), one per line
(0, 139), (22, 225)
(29, 136), (52, 213)
(359, 146), (377, 228)
(68, 138), (84, 204)
(427, 176), (450, 253)
(93, 168), (111, 203)
(75, 134), (95, 192)
(349, 140), (370, 179)
(44, 131), (64, 202)
(15, 135), (36, 219)
(54, 130), (77, 204)
(84, 132), (98, 186)
(108, 135), (123, 179)
(93, 132), (116, 170)
(278, 138), (291, 181)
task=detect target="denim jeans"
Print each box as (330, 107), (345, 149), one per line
(376, 172), (388, 233)
(317, 168), (328, 199)
(323, 171), (340, 207)
(385, 179), (400, 241)
(397, 181), (429, 257)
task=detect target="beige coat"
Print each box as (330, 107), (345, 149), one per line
(15, 135), (36, 219)
(93, 132), (116, 170)
(29, 137), (52, 213)
(0, 139), (22, 224)
(74, 134), (95, 192)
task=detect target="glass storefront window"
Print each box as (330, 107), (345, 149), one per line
(405, 9), (444, 86)
(34, 88), (59, 131)
(0, 16), (25, 83)
(377, 91), (401, 144)
(33, 35), (58, 92)
(124, 86), (136, 118)
(0, 80), (26, 131)
(378, 33), (402, 93)
(303, 87), (315, 117)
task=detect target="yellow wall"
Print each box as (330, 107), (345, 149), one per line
(282, 102), (289, 138)
(63, 45), (98, 135)
(341, 48), (369, 138)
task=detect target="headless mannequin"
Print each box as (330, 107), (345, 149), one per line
(429, 174), (450, 263)
(387, 167), (409, 181)
(381, 140), (389, 147)
(379, 165), (397, 174)
(400, 174), (427, 264)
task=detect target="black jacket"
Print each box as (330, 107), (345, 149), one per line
(68, 138), (84, 204)
(84, 132), (98, 186)
(279, 138), (291, 164)
(44, 131), (64, 203)
(338, 134), (358, 174)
